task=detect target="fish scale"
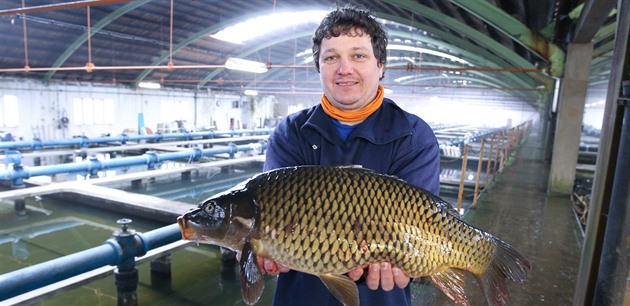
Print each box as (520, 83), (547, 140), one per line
(252, 166), (481, 276)
(178, 165), (531, 306)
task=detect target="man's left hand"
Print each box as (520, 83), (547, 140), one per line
(347, 262), (409, 291)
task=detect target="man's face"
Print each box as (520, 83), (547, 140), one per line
(318, 29), (383, 112)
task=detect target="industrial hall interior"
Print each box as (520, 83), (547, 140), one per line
(0, 0), (629, 306)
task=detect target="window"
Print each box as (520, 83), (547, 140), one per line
(103, 99), (115, 124)
(1, 95), (19, 127)
(83, 98), (94, 125)
(73, 97), (115, 126)
(160, 100), (192, 122)
(73, 98), (83, 125)
(93, 98), (103, 124)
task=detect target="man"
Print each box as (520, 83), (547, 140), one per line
(261, 5), (441, 306)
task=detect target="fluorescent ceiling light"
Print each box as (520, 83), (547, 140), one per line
(212, 10), (328, 44)
(297, 48), (314, 64)
(225, 57), (268, 73)
(387, 56), (416, 64)
(387, 44), (470, 65)
(383, 88), (394, 94)
(137, 82), (161, 89)
(244, 90), (258, 96)
(394, 75), (415, 83)
(296, 48), (312, 57)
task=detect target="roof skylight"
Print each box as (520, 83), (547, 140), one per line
(387, 45), (470, 65)
(211, 10), (328, 44)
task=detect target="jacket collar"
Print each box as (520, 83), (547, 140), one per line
(302, 98), (413, 145)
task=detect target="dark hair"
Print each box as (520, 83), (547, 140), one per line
(312, 5), (388, 79)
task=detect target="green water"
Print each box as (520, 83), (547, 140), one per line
(0, 199), (277, 306)
(0, 162), (278, 306)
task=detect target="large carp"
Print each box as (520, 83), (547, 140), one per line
(177, 166), (530, 306)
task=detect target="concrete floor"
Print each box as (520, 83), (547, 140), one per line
(413, 126), (584, 305)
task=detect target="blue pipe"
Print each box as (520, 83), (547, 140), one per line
(0, 223), (181, 301)
(0, 143), (265, 182)
(0, 128), (273, 151)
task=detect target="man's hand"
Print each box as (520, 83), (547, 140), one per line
(259, 257), (290, 276)
(347, 262), (409, 291)
(236, 252), (290, 277)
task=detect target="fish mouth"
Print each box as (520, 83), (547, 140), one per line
(177, 216), (199, 240)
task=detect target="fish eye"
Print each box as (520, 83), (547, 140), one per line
(204, 201), (215, 215)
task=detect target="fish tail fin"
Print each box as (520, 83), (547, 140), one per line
(474, 239), (531, 306)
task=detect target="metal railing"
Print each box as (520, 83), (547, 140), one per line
(455, 121), (531, 211)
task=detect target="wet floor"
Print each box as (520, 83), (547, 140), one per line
(413, 127), (583, 305)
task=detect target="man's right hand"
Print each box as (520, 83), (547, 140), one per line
(236, 252), (290, 277)
(259, 257), (290, 276)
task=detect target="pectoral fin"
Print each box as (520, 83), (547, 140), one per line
(239, 241), (264, 305)
(319, 273), (359, 306)
(429, 269), (469, 306)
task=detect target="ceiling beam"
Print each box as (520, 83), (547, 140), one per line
(572, 0), (617, 43)
(377, 10), (550, 109)
(43, 0), (151, 82)
(448, 0), (565, 77)
(386, 0), (540, 70)
(379, 13), (537, 90)
(383, 0), (556, 101)
(133, 9), (280, 86)
(197, 30), (313, 88)
(0, 0), (131, 16)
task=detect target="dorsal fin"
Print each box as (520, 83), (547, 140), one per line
(336, 164), (364, 169)
(432, 194), (462, 218)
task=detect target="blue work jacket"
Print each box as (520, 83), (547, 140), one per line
(264, 98), (441, 306)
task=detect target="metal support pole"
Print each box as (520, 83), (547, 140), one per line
(484, 135), (495, 189)
(150, 253), (172, 277)
(11, 183), (26, 216)
(14, 199), (26, 216)
(115, 268), (138, 306)
(493, 135), (500, 179)
(574, 0), (630, 303)
(150, 254), (172, 291)
(501, 129), (512, 164)
(113, 219), (138, 306)
(131, 179), (142, 189)
(456, 145), (469, 211)
(473, 138), (486, 208)
(220, 247), (237, 263)
(592, 96), (630, 305)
